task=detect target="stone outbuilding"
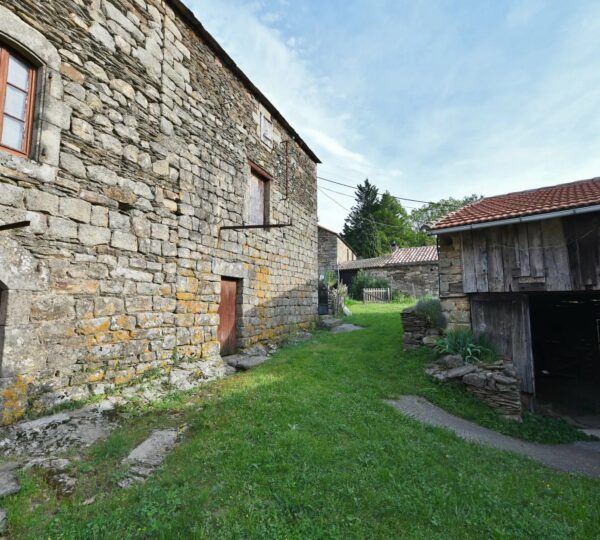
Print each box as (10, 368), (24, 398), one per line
(338, 245), (439, 298)
(317, 225), (356, 277)
(426, 177), (600, 419)
(0, 0), (320, 420)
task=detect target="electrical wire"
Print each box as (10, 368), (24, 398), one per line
(318, 185), (420, 209)
(317, 175), (435, 205)
(317, 187), (422, 232)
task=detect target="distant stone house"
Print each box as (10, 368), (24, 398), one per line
(317, 225), (356, 277)
(337, 245), (439, 298)
(0, 0), (320, 419)
(426, 177), (600, 415)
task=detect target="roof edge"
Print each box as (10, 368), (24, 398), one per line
(165, 0), (321, 164)
(427, 202), (600, 235)
(318, 224), (356, 254)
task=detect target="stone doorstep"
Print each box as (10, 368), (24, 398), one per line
(318, 315), (343, 329)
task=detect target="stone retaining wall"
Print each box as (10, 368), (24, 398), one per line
(401, 306), (441, 350)
(0, 0), (318, 420)
(426, 355), (522, 420)
(368, 262), (439, 298)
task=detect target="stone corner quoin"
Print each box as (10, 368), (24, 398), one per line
(0, 0), (319, 421)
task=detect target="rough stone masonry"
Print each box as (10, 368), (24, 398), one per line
(0, 0), (319, 421)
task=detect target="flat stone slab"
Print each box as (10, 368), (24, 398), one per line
(446, 365), (477, 379)
(387, 396), (600, 479)
(236, 355), (268, 371)
(330, 323), (364, 334)
(319, 316), (343, 329)
(0, 470), (20, 498)
(120, 429), (179, 488)
(0, 402), (117, 457)
(225, 352), (269, 372)
(126, 429), (178, 468)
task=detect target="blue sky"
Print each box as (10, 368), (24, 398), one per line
(186, 0), (600, 231)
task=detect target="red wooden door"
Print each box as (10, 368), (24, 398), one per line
(218, 278), (237, 356)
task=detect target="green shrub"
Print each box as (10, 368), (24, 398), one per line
(413, 297), (446, 329)
(350, 270), (389, 300)
(435, 328), (497, 363)
(322, 269), (337, 288)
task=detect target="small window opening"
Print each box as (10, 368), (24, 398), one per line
(0, 46), (36, 157)
(247, 162), (271, 226)
(0, 281), (7, 369)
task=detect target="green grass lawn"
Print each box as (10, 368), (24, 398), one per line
(6, 303), (600, 539)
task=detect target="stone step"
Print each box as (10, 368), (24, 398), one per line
(319, 316), (343, 329)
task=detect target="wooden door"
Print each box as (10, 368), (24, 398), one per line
(218, 278), (237, 356)
(471, 294), (535, 394)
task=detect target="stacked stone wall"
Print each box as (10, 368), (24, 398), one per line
(317, 227), (355, 276)
(367, 263), (438, 298)
(437, 235), (470, 329)
(0, 0), (318, 416)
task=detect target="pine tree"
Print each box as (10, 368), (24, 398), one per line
(341, 179), (381, 258)
(373, 192), (428, 249)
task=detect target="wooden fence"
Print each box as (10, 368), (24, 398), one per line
(363, 288), (391, 303)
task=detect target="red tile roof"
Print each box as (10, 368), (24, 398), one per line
(337, 245), (438, 270)
(428, 177), (600, 231)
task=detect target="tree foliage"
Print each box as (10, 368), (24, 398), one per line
(409, 194), (482, 232)
(341, 181), (481, 257)
(341, 180), (381, 258)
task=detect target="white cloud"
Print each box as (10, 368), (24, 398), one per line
(185, 0), (407, 231)
(185, 0), (600, 231)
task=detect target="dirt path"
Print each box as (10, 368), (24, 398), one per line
(387, 396), (600, 479)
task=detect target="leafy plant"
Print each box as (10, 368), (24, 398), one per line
(435, 328), (497, 363)
(322, 269), (337, 289)
(350, 270), (389, 300)
(413, 297), (446, 329)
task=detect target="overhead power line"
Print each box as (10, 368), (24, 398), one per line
(317, 175), (434, 205)
(317, 187), (420, 232)
(318, 185), (420, 210)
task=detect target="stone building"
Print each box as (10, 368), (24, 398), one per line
(426, 178), (600, 417)
(317, 225), (356, 277)
(338, 245), (438, 298)
(0, 0), (320, 420)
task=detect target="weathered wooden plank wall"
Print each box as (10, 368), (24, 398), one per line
(471, 294), (535, 393)
(461, 215), (600, 293)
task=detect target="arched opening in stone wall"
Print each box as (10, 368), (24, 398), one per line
(0, 279), (7, 370)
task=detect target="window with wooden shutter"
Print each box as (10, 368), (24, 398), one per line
(0, 47), (36, 157)
(247, 162), (271, 226)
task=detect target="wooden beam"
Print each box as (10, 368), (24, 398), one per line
(0, 220), (30, 232)
(219, 222), (292, 231)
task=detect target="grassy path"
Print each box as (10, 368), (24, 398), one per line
(7, 303), (600, 539)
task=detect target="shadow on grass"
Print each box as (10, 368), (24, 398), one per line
(6, 303), (600, 539)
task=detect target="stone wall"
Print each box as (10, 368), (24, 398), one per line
(317, 226), (355, 276)
(426, 355), (522, 421)
(401, 306), (441, 350)
(0, 0), (318, 418)
(437, 234), (470, 329)
(368, 262), (438, 298)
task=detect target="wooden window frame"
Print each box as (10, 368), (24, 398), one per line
(0, 46), (36, 158)
(248, 161), (271, 226)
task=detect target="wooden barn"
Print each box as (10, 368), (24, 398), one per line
(427, 177), (600, 421)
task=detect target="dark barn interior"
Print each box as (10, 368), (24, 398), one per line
(530, 293), (600, 420)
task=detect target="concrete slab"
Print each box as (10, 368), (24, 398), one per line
(387, 395), (600, 479)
